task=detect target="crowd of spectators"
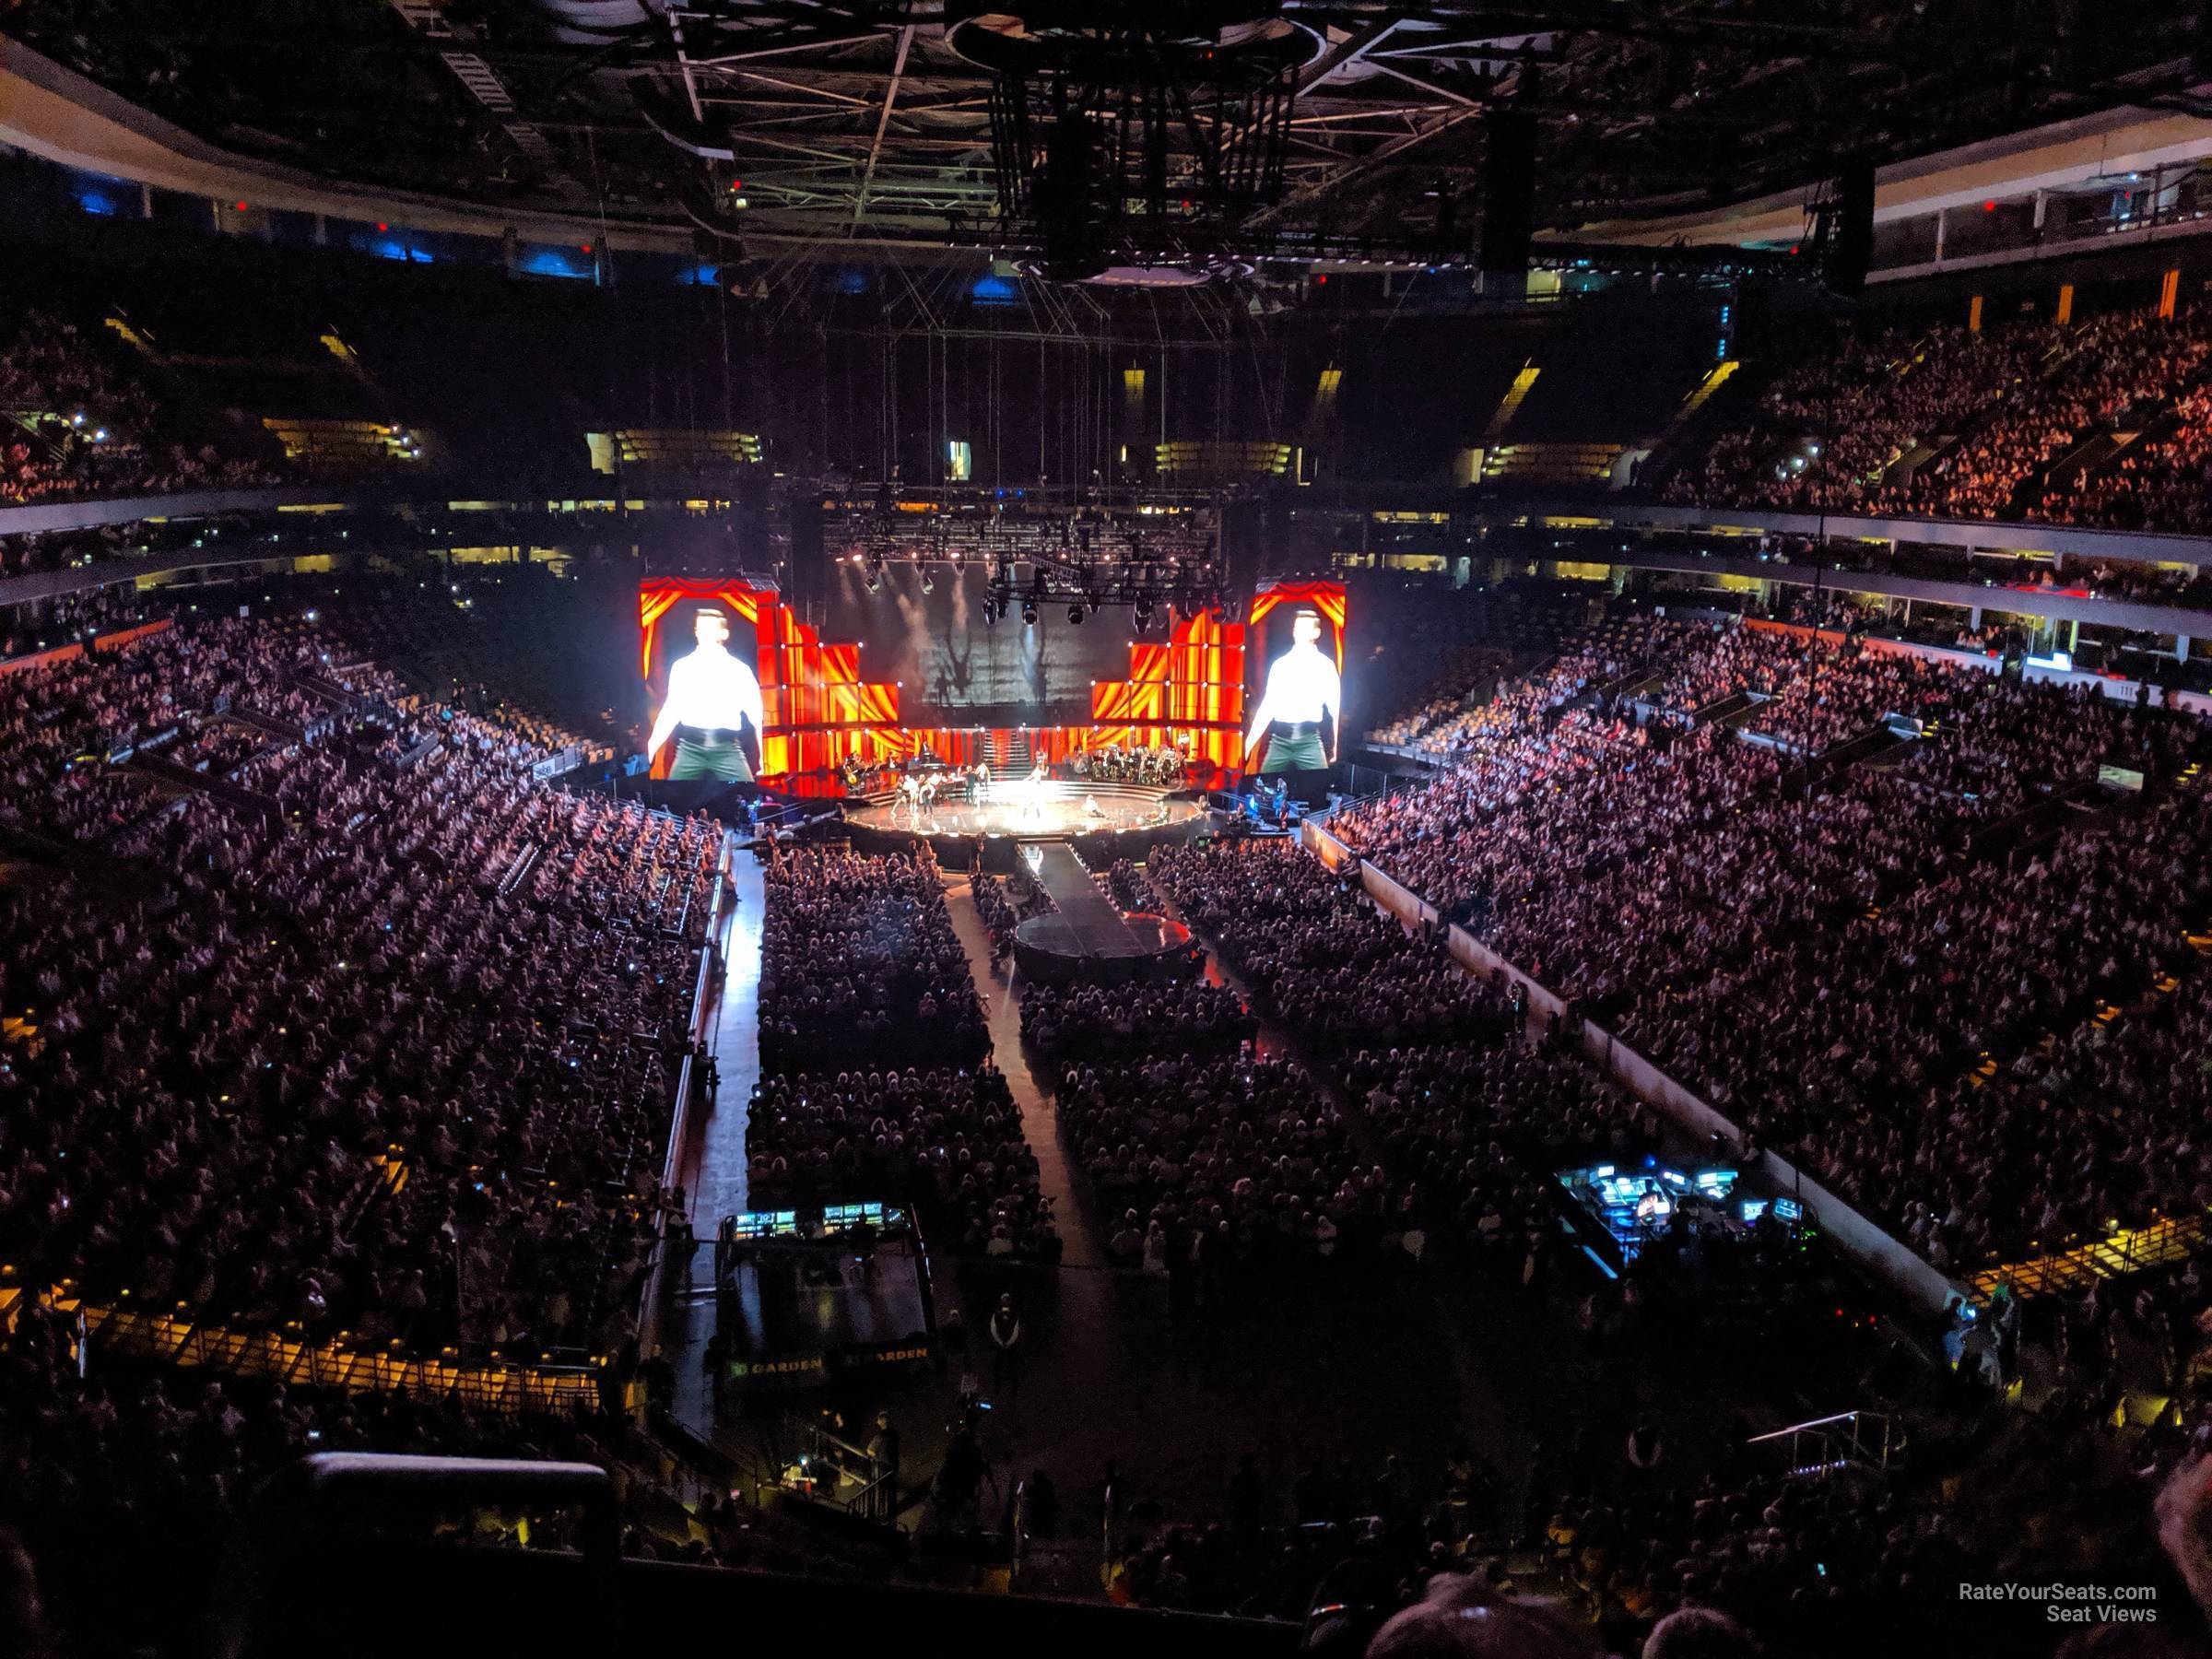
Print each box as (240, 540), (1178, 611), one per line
(754, 843), (1060, 1256)
(1149, 841), (1510, 1050)
(1664, 323), (2047, 514)
(1370, 616), (1688, 762)
(1364, 647), (1513, 749)
(1019, 978), (1253, 1061)
(1665, 304), (2212, 535)
(1345, 1041), (1657, 1251)
(1118, 838), (1651, 1275)
(0, 308), (281, 507)
(1099, 856), (1162, 915)
(1336, 608), (2212, 1271)
(323, 571), (627, 765)
(0, 610), (721, 1359)
(971, 868), (1055, 967)
(1055, 1053), (1396, 1271)
(758, 846), (986, 1071)
(743, 1065), (1060, 1260)
(1623, 791), (2212, 1266)
(0, 616), (314, 841)
(2055, 382), (2212, 534)
(1902, 308), (2212, 522)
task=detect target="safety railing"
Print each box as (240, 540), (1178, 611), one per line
(1, 1277), (605, 1416)
(783, 1411), (899, 1525)
(635, 831), (734, 1368)
(1971, 1210), (2209, 1299)
(1744, 1409), (1896, 1478)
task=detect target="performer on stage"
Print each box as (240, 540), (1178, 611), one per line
(1017, 758), (1050, 823)
(1244, 608), (1340, 776)
(647, 607), (766, 782)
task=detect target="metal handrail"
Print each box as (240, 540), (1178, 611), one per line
(636, 832), (733, 1370)
(1745, 1409), (1894, 1475)
(784, 1410), (898, 1524)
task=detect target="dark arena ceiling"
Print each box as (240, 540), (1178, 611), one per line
(11, 0), (2206, 266)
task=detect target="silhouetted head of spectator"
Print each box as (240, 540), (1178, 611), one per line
(1364, 1575), (1600, 1659)
(0, 1529), (52, 1659)
(1643, 1606), (1761, 1659)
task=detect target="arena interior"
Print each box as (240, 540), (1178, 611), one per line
(7, 4), (2212, 1655)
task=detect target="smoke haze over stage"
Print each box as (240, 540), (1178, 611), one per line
(827, 562), (1142, 724)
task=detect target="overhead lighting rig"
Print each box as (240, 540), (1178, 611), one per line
(947, 1), (1318, 282)
(832, 492), (1226, 629)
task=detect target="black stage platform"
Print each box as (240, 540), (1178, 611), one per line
(1012, 844), (1196, 983)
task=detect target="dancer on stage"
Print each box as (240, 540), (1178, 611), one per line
(1016, 758), (1051, 824)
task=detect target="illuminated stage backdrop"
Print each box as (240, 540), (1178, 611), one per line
(1088, 606), (1249, 779)
(639, 576), (1346, 791)
(1242, 578), (1348, 774)
(1246, 578), (1349, 683)
(638, 578), (902, 783)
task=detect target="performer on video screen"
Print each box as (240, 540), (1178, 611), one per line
(1243, 607), (1340, 775)
(646, 606), (766, 782)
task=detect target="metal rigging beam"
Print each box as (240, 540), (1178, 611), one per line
(853, 24), (917, 229)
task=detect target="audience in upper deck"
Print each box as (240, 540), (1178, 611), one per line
(1665, 303), (2212, 535)
(0, 309), (280, 508)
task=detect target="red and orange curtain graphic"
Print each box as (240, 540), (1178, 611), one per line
(1246, 578), (1348, 675)
(1089, 606), (1249, 779)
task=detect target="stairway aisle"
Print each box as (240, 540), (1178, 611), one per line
(664, 851), (766, 1436)
(940, 872), (1102, 1270)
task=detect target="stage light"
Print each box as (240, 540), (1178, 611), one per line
(1021, 601), (1039, 625)
(1068, 603), (1084, 625)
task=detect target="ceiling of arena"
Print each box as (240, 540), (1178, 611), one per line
(9, 0), (2205, 254)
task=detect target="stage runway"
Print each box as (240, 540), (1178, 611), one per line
(845, 783), (1203, 841)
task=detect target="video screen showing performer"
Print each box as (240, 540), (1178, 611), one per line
(646, 604), (765, 782)
(1244, 607), (1341, 778)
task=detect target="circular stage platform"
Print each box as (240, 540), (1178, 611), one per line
(845, 783), (1203, 841)
(840, 781), (1212, 871)
(1014, 909), (1197, 984)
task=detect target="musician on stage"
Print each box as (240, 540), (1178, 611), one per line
(647, 607), (766, 782)
(1243, 607), (1340, 778)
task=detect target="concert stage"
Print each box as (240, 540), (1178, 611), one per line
(1012, 843), (1198, 984)
(841, 778), (1211, 871)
